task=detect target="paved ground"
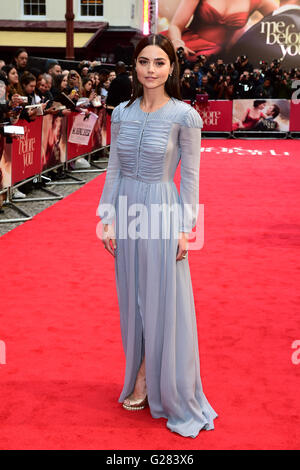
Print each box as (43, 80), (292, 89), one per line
(0, 153), (108, 237)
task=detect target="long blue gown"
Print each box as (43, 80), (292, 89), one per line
(97, 96), (218, 438)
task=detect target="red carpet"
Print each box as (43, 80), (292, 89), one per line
(1, 139), (300, 450)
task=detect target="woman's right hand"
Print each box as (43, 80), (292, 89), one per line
(102, 223), (117, 257)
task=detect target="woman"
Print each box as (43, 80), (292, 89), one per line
(162, 0), (278, 60)
(52, 73), (68, 100)
(81, 77), (97, 102)
(97, 34), (218, 438)
(67, 69), (83, 98)
(2, 64), (23, 96)
(233, 99), (266, 130)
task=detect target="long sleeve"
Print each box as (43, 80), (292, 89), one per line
(97, 105), (121, 224)
(178, 106), (203, 233)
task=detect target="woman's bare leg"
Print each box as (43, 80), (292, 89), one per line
(123, 355), (147, 403)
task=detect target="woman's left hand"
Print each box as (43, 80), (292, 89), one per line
(176, 232), (189, 261)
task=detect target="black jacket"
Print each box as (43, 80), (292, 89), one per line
(106, 72), (132, 108)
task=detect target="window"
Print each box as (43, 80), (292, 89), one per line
(80, 0), (103, 17)
(23, 0), (46, 16)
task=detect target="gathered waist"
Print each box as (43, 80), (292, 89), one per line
(120, 174), (174, 185)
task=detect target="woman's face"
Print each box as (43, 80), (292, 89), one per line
(94, 73), (100, 86)
(69, 72), (80, 86)
(258, 103), (265, 110)
(84, 80), (93, 92)
(61, 76), (68, 90)
(89, 73), (95, 84)
(8, 68), (19, 85)
(38, 78), (47, 94)
(24, 80), (36, 95)
(135, 45), (173, 91)
(108, 71), (116, 81)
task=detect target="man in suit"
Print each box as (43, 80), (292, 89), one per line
(227, 1), (300, 68)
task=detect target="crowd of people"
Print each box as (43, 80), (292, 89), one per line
(177, 52), (300, 101)
(1, 46), (299, 207)
(0, 49), (131, 203)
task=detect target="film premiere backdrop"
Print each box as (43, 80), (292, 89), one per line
(157, 0), (300, 67)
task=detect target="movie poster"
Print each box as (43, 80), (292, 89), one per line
(41, 114), (67, 171)
(232, 99), (290, 132)
(0, 135), (11, 191)
(157, 1), (300, 66)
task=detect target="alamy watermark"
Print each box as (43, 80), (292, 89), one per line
(96, 198), (204, 250)
(291, 340), (300, 365)
(0, 340), (6, 365)
(291, 80), (300, 103)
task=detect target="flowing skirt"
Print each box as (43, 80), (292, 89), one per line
(114, 175), (218, 438)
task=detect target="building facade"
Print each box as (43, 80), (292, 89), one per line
(0, 0), (145, 63)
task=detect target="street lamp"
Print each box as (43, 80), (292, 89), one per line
(65, 0), (75, 60)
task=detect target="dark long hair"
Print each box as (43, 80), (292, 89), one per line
(2, 64), (23, 96)
(125, 34), (181, 108)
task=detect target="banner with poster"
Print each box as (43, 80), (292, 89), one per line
(157, 1), (300, 67)
(68, 112), (98, 146)
(67, 108), (107, 160)
(194, 100), (233, 132)
(232, 99), (290, 132)
(289, 99), (300, 131)
(11, 117), (43, 185)
(41, 114), (67, 171)
(0, 134), (11, 191)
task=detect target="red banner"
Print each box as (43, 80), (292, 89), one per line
(194, 100), (233, 132)
(11, 117), (43, 185)
(289, 101), (300, 132)
(67, 107), (107, 160)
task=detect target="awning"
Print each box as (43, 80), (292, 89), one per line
(0, 31), (94, 48)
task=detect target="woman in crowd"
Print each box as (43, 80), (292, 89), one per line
(81, 76), (97, 102)
(51, 73), (69, 100)
(2, 64), (23, 97)
(67, 70), (83, 97)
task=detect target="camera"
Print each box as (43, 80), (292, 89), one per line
(19, 96), (28, 104)
(176, 47), (185, 61)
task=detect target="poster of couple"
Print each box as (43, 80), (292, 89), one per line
(157, 0), (300, 66)
(232, 99), (290, 131)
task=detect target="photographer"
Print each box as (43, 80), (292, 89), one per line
(180, 68), (198, 101)
(176, 47), (191, 76)
(251, 70), (265, 98)
(198, 74), (216, 98)
(234, 55), (253, 75)
(214, 75), (235, 99)
(235, 71), (254, 99)
(261, 78), (274, 99)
